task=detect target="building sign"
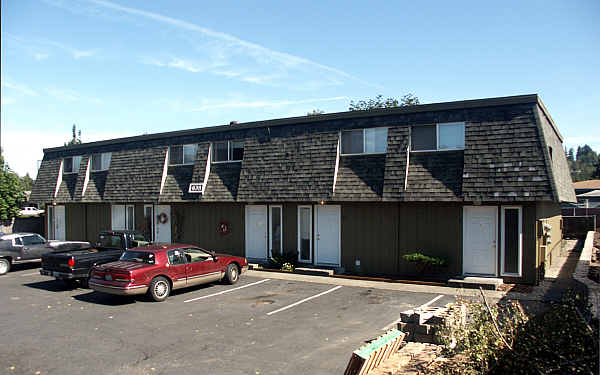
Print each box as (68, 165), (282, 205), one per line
(188, 183), (203, 193)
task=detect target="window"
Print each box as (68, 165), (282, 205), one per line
(182, 248), (213, 263)
(111, 204), (135, 231)
(501, 206), (522, 276)
(341, 127), (388, 155)
(411, 122), (465, 151)
(22, 235), (45, 245)
(63, 156), (82, 174)
(167, 249), (187, 265)
(13, 237), (23, 246)
(91, 152), (112, 171)
(169, 144), (198, 165)
(119, 250), (155, 264)
(212, 141), (244, 162)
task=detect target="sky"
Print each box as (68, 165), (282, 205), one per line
(1, 0), (599, 178)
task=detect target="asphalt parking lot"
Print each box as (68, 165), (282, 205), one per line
(1, 263), (458, 375)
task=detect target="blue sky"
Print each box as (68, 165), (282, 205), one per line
(1, 0), (599, 178)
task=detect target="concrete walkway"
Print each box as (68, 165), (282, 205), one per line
(247, 238), (584, 304)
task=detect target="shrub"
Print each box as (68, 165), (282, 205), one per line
(268, 250), (298, 270)
(403, 252), (446, 266)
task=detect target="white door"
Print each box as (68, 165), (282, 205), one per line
(315, 205), (340, 266)
(463, 206), (497, 276)
(245, 205), (267, 260)
(154, 205), (171, 243)
(54, 205), (66, 241)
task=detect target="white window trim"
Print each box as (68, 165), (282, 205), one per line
(268, 205), (283, 258)
(410, 122), (465, 153)
(340, 127), (389, 156)
(169, 144), (197, 166)
(297, 205), (313, 263)
(211, 141), (244, 163)
(90, 152), (112, 172)
(501, 206), (523, 277)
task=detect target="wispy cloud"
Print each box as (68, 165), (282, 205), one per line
(44, 0), (377, 89)
(1, 79), (39, 96)
(44, 88), (103, 103)
(191, 96), (348, 112)
(4, 33), (97, 60)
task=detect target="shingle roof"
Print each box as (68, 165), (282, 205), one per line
(30, 94), (575, 204)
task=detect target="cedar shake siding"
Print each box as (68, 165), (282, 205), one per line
(30, 95), (576, 284)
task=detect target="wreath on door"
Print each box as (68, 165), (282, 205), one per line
(158, 213), (169, 224)
(218, 221), (230, 236)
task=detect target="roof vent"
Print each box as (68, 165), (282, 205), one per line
(229, 121), (239, 125)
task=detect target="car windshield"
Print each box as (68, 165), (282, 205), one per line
(120, 251), (155, 264)
(98, 234), (124, 249)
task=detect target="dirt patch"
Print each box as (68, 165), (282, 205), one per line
(497, 284), (532, 293)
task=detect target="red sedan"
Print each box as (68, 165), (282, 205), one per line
(89, 244), (248, 301)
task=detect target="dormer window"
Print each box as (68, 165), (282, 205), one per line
(212, 141), (244, 163)
(169, 144), (198, 165)
(411, 122), (465, 151)
(63, 156), (82, 174)
(341, 127), (388, 155)
(91, 152), (112, 171)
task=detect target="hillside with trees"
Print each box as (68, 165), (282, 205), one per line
(566, 145), (600, 182)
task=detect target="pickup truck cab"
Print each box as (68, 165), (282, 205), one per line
(40, 230), (148, 287)
(0, 233), (90, 275)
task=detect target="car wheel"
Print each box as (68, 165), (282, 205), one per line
(148, 276), (170, 302)
(0, 258), (11, 275)
(79, 277), (90, 289)
(224, 263), (239, 285)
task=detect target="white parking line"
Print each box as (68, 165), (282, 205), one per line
(266, 285), (343, 316)
(380, 294), (445, 330)
(183, 279), (270, 303)
(21, 272), (40, 277)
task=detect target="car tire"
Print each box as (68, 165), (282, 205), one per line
(148, 276), (170, 302)
(79, 277), (90, 289)
(224, 263), (239, 285)
(0, 258), (11, 275)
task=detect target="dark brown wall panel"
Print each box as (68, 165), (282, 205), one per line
(172, 203), (245, 257)
(85, 204), (111, 243)
(341, 203), (399, 275)
(66, 204), (86, 241)
(397, 203), (463, 278)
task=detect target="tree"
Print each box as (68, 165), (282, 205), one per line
(0, 149), (26, 220)
(569, 144), (599, 182)
(349, 93), (420, 111)
(21, 173), (34, 191)
(593, 159), (600, 179)
(64, 124), (82, 146)
(306, 109), (324, 116)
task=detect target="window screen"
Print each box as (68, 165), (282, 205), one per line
(411, 125), (436, 151)
(213, 142), (229, 162)
(183, 144), (197, 164)
(341, 129), (364, 154)
(365, 128), (388, 153)
(63, 157), (73, 173)
(169, 145), (183, 165)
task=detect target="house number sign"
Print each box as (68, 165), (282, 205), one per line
(188, 183), (203, 193)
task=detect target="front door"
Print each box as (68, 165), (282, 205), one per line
(166, 249), (188, 289)
(245, 205), (267, 260)
(155, 205), (171, 243)
(315, 205), (340, 266)
(463, 206), (497, 276)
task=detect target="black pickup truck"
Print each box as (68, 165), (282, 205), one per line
(40, 230), (148, 287)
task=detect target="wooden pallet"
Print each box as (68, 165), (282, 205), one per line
(343, 329), (405, 375)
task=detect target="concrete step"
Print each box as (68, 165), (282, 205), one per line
(295, 267), (334, 277)
(447, 276), (503, 290)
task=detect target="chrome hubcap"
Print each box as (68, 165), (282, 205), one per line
(154, 281), (168, 297)
(0, 261), (7, 274)
(230, 268), (238, 281)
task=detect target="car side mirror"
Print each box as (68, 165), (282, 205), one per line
(213, 256), (218, 262)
